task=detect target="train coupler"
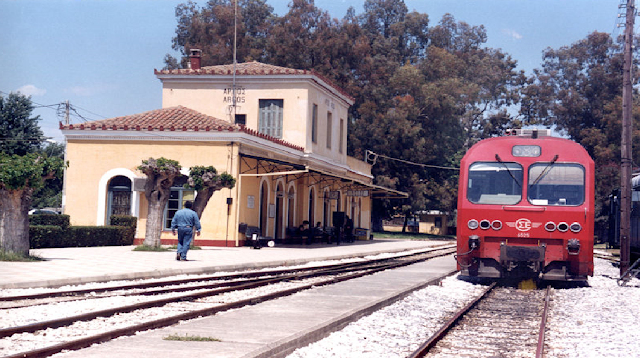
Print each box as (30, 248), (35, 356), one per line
(500, 243), (546, 274)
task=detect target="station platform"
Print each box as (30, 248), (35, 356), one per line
(0, 238), (454, 289)
(50, 244), (457, 358)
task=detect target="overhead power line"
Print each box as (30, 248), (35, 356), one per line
(365, 150), (459, 171)
(1, 90), (107, 124)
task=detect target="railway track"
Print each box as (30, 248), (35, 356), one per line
(593, 252), (619, 264)
(409, 283), (552, 358)
(1, 245), (455, 358)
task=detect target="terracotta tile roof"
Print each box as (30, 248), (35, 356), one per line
(59, 106), (236, 132)
(154, 61), (354, 103)
(155, 61), (310, 76)
(59, 105), (304, 151)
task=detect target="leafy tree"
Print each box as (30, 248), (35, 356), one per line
(166, 0), (275, 68)
(185, 166), (236, 217)
(520, 31), (640, 234)
(165, 0), (525, 225)
(0, 152), (64, 256)
(137, 158), (182, 247)
(0, 92), (45, 156)
(265, 0), (339, 70)
(352, 14), (524, 225)
(31, 142), (65, 209)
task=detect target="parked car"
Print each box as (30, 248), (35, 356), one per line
(28, 209), (60, 215)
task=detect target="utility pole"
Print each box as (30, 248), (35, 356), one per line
(65, 100), (70, 126)
(620, 0), (635, 275)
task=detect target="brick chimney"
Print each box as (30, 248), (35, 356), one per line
(189, 49), (202, 70)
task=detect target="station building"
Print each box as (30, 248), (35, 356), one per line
(60, 51), (406, 246)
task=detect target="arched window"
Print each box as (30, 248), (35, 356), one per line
(260, 181), (269, 235)
(323, 189), (330, 226)
(107, 176), (132, 222)
(351, 197), (356, 227)
(308, 187), (315, 225)
(287, 186), (295, 228)
(275, 183), (284, 240)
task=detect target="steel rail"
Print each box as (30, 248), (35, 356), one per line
(593, 253), (619, 263)
(0, 244), (456, 302)
(2, 248), (456, 357)
(407, 282), (497, 358)
(6, 261), (458, 358)
(1, 248), (455, 337)
(536, 285), (552, 358)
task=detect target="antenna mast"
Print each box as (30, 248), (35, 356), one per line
(232, 0), (238, 121)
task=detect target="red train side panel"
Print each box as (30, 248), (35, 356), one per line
(456, 133), (594, 281)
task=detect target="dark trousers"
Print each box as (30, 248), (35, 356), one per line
(177, 227), (194, 259)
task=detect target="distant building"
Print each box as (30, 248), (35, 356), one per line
(61, 55), (406, 246)
(382, 211), (449, 236)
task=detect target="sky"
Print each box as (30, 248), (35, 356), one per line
(0, 0), (625, 143)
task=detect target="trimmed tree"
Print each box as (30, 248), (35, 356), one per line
(186, 166), (236, 217)
(137, 158), (181, 247)
(0, 152), (64, 256)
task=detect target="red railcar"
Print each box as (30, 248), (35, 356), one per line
(456, 130), (594, 281)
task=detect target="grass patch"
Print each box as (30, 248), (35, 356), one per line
(0, 250), (45, 262)
(163, 333), (220, 342)
(166, 244), (201, 250)
(132, 245), (171, 252)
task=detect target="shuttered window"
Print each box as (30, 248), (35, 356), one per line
(259, 99), (283, 138)
(326, 112), (332, 149)
(312, 104), (318, 143)
(339, 118), (344, 153)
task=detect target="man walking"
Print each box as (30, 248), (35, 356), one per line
(171, 201), (201, 261)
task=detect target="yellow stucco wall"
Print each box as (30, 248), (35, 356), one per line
(64, 138), (372, 247)
(160, 79), (351, 166)
(62, 71), (381, 247)
(64, 140), (239, 244)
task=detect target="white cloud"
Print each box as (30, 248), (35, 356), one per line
(502, 28), (523, 40)
(17, 84), (47, 96)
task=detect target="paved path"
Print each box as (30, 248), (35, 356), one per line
(0, 239), (452, 289)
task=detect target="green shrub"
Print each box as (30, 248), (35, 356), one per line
(71, 226), (127, 247)
(29, 214), (70, 229)
(30, 225), (67, 248)
(110, 215), (137, 245)
(28, 215), (137, 248)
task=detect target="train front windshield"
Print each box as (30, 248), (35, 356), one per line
(467, 161), (585, 207)
(528, 163), (585, 206)
(467, 162), (523, 205)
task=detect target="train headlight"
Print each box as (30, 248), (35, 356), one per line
(468, 219), (479, 230)
(567, 238), (580, 255)
(545, 222), (556, 232)
(491, 220), (502, 230)
(557, 222), (569, 232)
(480, 220), (491, 230)
(570, 222), (582, 233)
(512, 145), (541, 157)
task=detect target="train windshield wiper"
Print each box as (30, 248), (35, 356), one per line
(495, 154), (521, 187)
(531, 154), (559, 186)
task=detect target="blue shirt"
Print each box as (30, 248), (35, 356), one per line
(171, 208), (201, 232)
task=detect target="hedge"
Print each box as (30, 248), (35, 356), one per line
(30, 225), (67, 249)
(110, 215), (137, 245)
(70, 226), (129, 247)
(29, 214), (70, 229)
(29, 215), (137, 248)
